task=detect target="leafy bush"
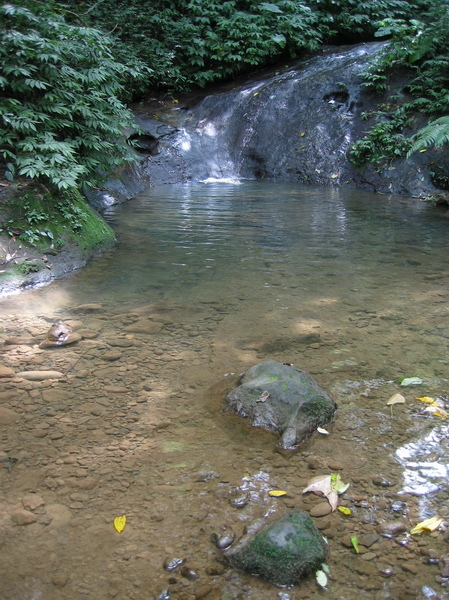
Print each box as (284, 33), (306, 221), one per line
(0, 1), (147, 190)
(350, 2), (449, 166)
(63, 0), (326, 92)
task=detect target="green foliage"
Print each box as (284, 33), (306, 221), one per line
(0, 1), (147, 190)
(2, 185), (115, 250)
(408, 117), (449, 154)
(308, 0), (431, 43)
(347, 1), (449, 167)
(63, 0), (326, 92)
(349, 108), (413, 167)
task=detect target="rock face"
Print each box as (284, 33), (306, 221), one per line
(133, 42), (445, 198)
(225, 360), (336, 449)
(226, 510), (329, 586)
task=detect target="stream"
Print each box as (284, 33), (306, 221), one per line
(1, 181), (449, 600)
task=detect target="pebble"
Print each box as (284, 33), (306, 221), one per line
(16, 370), (65, 381)
(0, 407), (19, 425)
(11, 509), (38, 525)
(377, 521), (408, 537)
(309, 501), (332, 517)
(22, 493), (45, 511)
(0, 366), (15, 377)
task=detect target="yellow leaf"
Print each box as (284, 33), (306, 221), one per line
(300, 132), (306, 137)
(410, 517), (443, 535)
(253, 92), (259, 97)
(114, 515), (127, 533)
(419, 149), (427, 153)
(269, 490), (287, 497)
(172, 99), (179, 104)
(331, 173), (339, 179)
(337, 506), (351, 515)
(416, 396), (436, 404)
(425, 405), (449, 419)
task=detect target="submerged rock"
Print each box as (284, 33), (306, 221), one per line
(226, 509), (328, 586)
(225, 360), (336, 449)
(39, 321), (81, 349)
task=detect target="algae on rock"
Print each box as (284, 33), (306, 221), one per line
(226, 510), (329, 586)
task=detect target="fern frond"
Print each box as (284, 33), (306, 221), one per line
(408, 116), (449, 155)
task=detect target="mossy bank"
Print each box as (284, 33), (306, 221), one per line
(0, 183), (116, 297)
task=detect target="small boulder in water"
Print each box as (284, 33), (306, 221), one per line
(39, 321), (81, 349)
(225, 360), (336, 449)
(226, 509), (329, 586)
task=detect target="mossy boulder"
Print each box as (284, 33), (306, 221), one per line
(226, 510), (329, 586)
(225, 360), (336, 449)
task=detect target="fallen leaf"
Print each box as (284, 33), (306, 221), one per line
(386, 393), (406, 416)
(351, 536), (359, 553)
(424, 405), (449, 419)
(387, 393), (406, 406)
(416, 396), (436, 404)
(337, 506), (351, 515)
(113, 515), (126, 533)
(410, 517), (443, 535)
(400, 377), (423, 387)
(331, 473), (350, 495)
(256, 390), (270, 403)
(268, 490), (287, 497)
(303, 474), (349, 512)
(316, 569), (328, 588)
(317, 427), (329, 435)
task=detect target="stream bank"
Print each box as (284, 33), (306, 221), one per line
(0, 183), (116, 298)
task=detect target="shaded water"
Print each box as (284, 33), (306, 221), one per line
(1, 182), (449, 600)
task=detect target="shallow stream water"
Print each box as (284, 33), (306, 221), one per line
(1, 182), (449, 600)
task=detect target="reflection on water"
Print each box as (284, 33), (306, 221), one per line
(1, 182), (449, 600)
(397, 424), (449, 497)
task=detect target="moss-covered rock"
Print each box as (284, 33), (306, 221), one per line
(0, 183), (115, 296)
(225, 360), (337, 449)
(226, 510), (329, 586)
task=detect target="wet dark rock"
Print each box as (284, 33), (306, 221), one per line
(225, 509), (328, 586)
(180, 565), (198, 580)
(230, 493), (250, 509)
(163, 557), (185, 572)
(391, 501), (407, 514)
(372, 475), (396, 487)
(213, 530), (235, 550)
(225, 360), (336, 449)
(377, 521), (408, 538)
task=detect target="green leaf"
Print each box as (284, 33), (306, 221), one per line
(259, 3), (284, 14)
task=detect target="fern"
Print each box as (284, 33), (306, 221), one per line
(408, 117), (449, 155)
(0, 1), (148, 190)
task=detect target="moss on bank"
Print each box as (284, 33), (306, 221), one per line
(0, 183), (116, 293)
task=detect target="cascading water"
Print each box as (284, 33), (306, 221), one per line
(133, 41), (438, 198)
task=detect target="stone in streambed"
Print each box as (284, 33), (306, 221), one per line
(0, 366), (15, 378)
(226, 509), (328, 586)
(16, 370), (65, 381)
(225, 360), (336, 449)
(0, 406), (19, 425)
(309, 502), (332, 517)
(39, 321), (81, 349)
